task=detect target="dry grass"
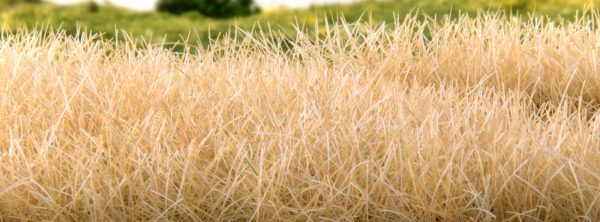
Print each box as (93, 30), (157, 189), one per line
(0, 13), (600, 221)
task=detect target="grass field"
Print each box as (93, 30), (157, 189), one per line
(0, 12), (600, 220)
(0, 0), (598, 45)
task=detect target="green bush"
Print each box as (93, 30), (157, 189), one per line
(157, 0), (259, 18)
(156, 0), (200, 15)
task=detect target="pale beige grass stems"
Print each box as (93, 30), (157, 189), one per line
(0, 13), (599, 221)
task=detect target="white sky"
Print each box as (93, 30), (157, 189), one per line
(44, 0), (363, 11)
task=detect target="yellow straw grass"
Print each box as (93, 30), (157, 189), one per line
(0, 13), (599, 221)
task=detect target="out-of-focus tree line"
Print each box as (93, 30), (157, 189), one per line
(0, 0), (260, 18)
(157, 0), (260, 18)
(0, 0), (596, 18)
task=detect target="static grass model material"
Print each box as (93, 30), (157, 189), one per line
(0, 13), (600, 221)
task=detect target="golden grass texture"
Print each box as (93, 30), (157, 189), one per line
(0, 14), (600, 221)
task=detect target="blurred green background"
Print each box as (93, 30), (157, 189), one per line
(0, 0), (598, 46)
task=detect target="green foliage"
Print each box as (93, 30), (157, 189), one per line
(157, 0), (259, 18)
(156, 0), (200, 14)
(88, 1), (99, 13)
(0, 0), (38, 7)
